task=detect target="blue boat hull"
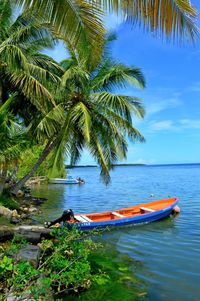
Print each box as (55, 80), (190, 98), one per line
(68, 201), (178, 231)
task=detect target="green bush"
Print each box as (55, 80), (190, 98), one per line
(0, 228), (99, 300)
(0, 230), (146, 300)
(17, 145), (66, 179)
(0, 193), (19, 210)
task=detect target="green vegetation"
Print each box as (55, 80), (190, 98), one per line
(0, 230), (146, 300)
(17, 145), (66, 179)
(0, 192), (19, 210)
(0, 229), (97, 299)
(0, 216), (14, 227)
(68, 245), (147, 301)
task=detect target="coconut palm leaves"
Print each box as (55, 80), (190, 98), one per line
(14, 0), (105, 67)
(0, 0), (62, 112)
(43, 56), (146, 183)
(14, 0), (199, 45)
(99, 0), (199, 42)
(91, 61), (145, 91)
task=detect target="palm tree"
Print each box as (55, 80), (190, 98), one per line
(15, 0), (199, 44)
(11, 47), (146, 193)
(0, 0), (67, 193)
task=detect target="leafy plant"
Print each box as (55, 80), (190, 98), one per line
(0, 256), (13, 277)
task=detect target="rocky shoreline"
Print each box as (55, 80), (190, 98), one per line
(0, 193), (49, 242)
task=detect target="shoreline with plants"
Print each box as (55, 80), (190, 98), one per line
(0, 193), (146, 300)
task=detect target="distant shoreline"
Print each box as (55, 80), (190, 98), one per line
(66, 163), (145, 168)
(66, 163), (200, 168)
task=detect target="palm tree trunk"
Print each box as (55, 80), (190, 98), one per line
(11, 139), (56, 195)
(0, 164), (7, 195)
(0, 81), (3, 107)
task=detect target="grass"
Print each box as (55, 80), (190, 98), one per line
(0, 216), (14, 227)
(0, 193), (19, 210)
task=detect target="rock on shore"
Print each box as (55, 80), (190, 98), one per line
(0, 225), (52, 243)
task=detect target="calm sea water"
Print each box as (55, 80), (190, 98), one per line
(32, 165), (200, 301)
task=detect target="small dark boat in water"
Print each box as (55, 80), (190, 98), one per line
(67, 198), (179, 230)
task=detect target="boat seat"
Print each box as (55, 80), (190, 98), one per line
(75, 215), (93, 223)
(111, 211), (124, 218)
(81, 215), (93, 222)
(140, 207), (155, 212)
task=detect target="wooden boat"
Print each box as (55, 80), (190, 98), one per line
(68, 198), (179, 230)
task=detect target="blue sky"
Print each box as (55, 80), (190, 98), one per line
(46, 1), (200, 165)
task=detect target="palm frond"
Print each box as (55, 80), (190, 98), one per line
(61, 65), (89, 89)
(93, 92), (145, 121)
(28, 63), (60, 84)
(96, 0), (199, 43)
(70, 102), (91, 143)
(91, 111), (128, 159)
(104, 108), (145, 142)
(8, 18), (54, 49)
(92, 61), (145, 91)
(14, 0), (105, 64)
(31, 54), (64, 76)
(0, 44), (29, 72)
(60, 58), (78, 71)
(0, 0), (12, 40)
(69, 134), (84, 166)
(0, 93), (18, 114)
(36, 104), (65, 140)
(9, 71), (55, 111)
(88, 135), (111, 184)
(46, 117), (72, 176)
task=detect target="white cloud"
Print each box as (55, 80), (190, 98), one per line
(188, 81), (200, 92)
(148, 120), (174, 132)
(180, 119), (200, 129)
(146, 118), (200, 133)
(146, 97), (181, 116)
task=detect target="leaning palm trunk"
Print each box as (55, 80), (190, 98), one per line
(0, 163), (7, 194)
(11, 140), (56, 195)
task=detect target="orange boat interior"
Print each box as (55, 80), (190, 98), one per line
(70, 198), (177, 224)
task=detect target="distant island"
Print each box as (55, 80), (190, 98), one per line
(66, 163), (146, 168)
(66, 163), (200, 169)
(66, 165), (98, 168)
(112, 163), (146, 167)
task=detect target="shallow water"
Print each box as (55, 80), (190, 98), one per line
(32, 164), (200, 301)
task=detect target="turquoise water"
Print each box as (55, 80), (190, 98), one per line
(32, 164), (200, 301)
